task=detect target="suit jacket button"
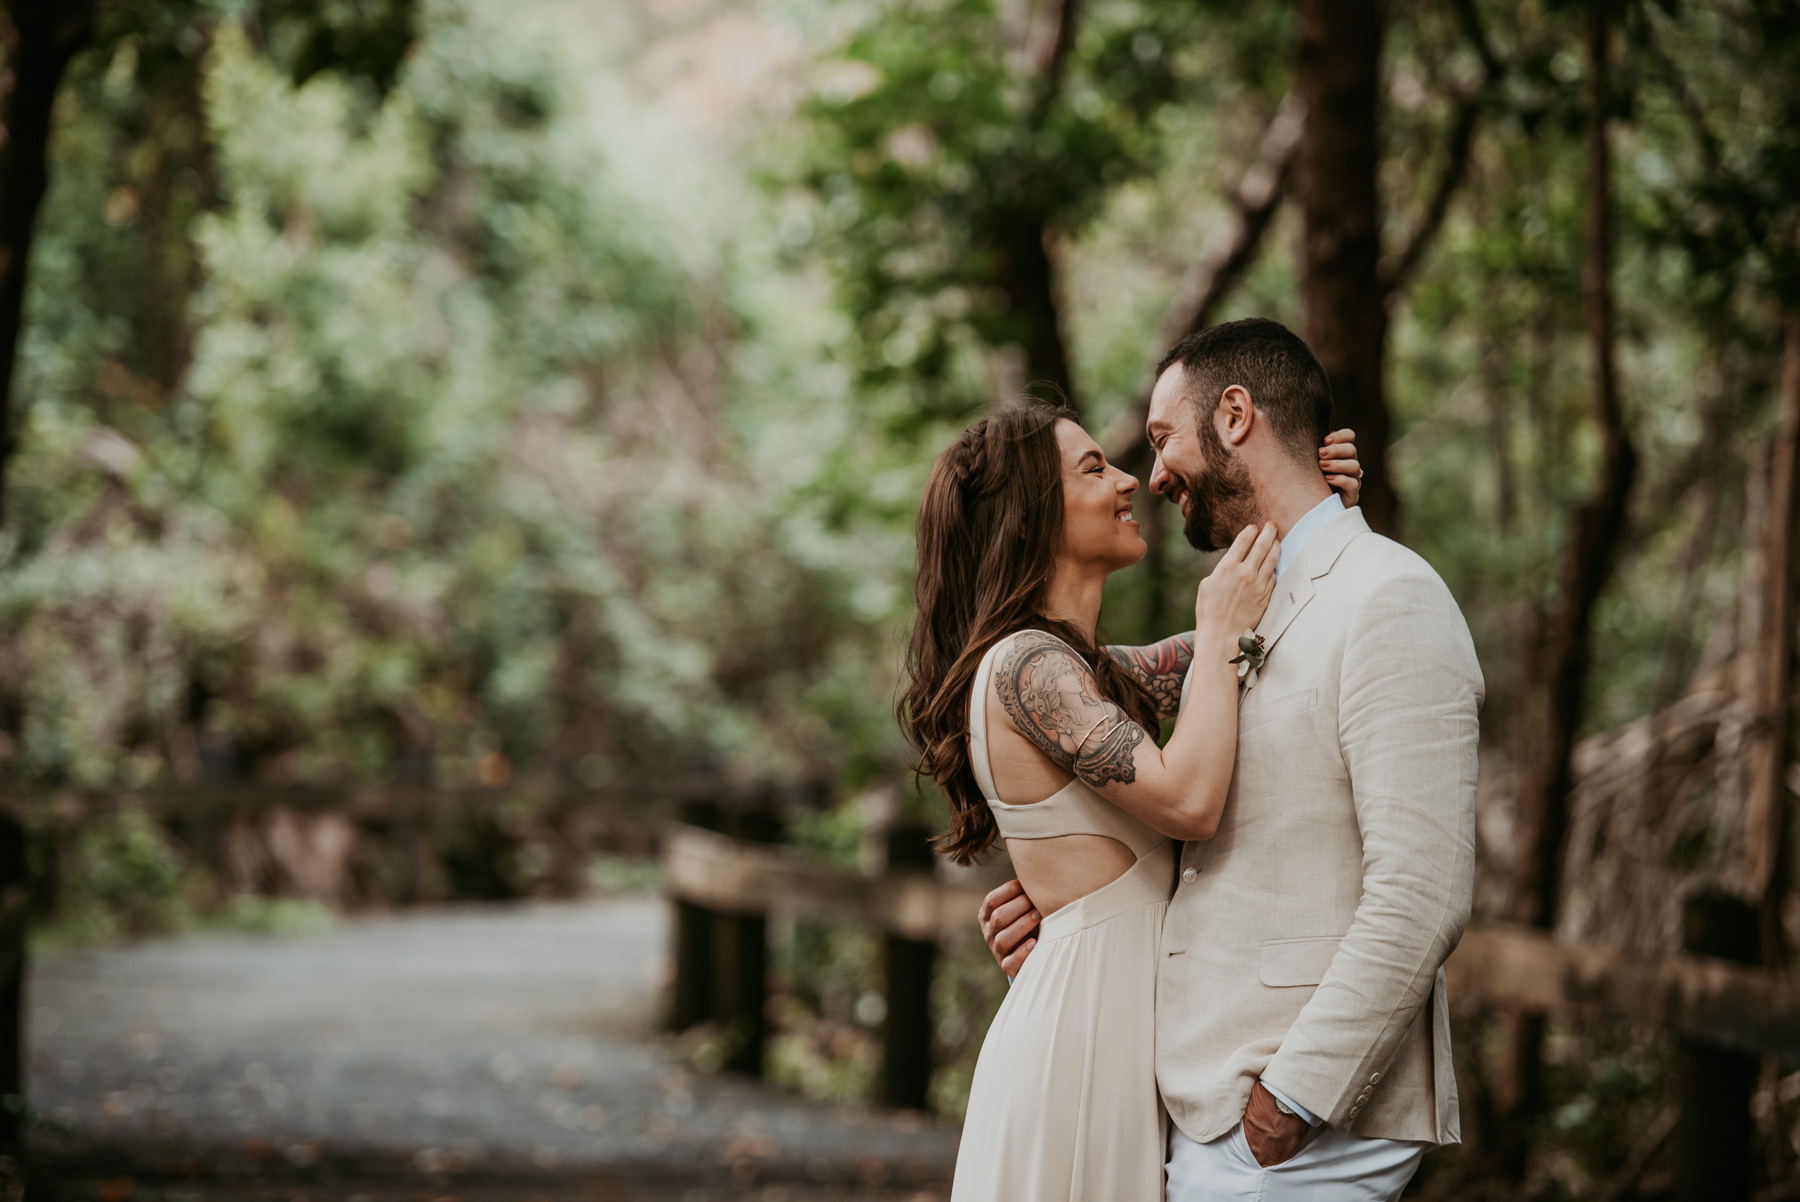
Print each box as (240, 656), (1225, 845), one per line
(1370, 1073), (1381, 1084)
(1181, 867), (1197, 883)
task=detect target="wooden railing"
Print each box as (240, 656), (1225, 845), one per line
(663, 822), (987, 1106)
(665, 825), (1800, 1186)
(1447, 919), (1800, 1058)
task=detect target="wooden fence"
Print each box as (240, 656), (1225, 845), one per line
(664, 820), (984, 1103)
(665, 823), (1800, 1190)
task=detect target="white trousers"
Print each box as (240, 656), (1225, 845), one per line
(1166, 1123), (1426, 1201)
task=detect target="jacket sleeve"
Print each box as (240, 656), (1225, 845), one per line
(1258, 570), (1483, 1128)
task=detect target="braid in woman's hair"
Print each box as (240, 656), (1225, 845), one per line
(951, 419), (992, 494)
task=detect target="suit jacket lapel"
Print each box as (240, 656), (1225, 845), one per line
(1243, 508), (1371, 690)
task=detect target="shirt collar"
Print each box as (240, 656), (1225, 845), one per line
(1275, 493), (1346, 582)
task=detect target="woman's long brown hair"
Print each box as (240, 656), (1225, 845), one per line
(899, 401), (1159, 865)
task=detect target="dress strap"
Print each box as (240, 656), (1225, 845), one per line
(966, 629), (1165, 858)
(967, 637), (1009, 803)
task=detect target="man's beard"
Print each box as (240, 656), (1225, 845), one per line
(1179, 418), (1260, 552)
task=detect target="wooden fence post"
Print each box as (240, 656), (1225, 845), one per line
(670, 799), (721, 1034)
(1676, 891), (1761, 1202)
(881, 824), (937, 1110)
(667, 796), (774, 1076)
(713, 910), (767, 1076)
(671, 899), (715, 1031)
(881, 935), (934, 1109)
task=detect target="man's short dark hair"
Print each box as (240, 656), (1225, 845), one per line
(1155, 318), (1333, 459)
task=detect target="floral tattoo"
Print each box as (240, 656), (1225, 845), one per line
(995, 633), (1145, 787)
(1106, 632), (1196, 722)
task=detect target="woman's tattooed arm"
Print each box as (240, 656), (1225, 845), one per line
(994, 633), (1146, 787)
(1105, 632), (1196, 722)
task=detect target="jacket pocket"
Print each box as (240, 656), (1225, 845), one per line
(1259, 936), (1341, 987)
(1240, 687), (1319, 735)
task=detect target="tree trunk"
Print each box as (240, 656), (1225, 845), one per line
(1508, 4), (1636, 934)
(1495, 5), (1637, 1175)
(994, 213), (1076, 410)
(1294, 0), (1394, 533)
(992, 0), (1083, 412)
(0, 0), (96, 528)
(1743, 314), (1800, 960)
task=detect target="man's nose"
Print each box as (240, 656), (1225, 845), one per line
(1149, 455), (1170, 496)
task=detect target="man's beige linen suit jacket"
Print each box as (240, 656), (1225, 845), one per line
(1158, 506), (1484, 1147)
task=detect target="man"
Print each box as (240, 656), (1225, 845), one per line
(979, 318), (1483, 1199)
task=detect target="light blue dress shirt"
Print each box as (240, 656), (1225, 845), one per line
(1274, 492), (1345, 583)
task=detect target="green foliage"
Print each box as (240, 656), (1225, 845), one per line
(6, 0), (907, 799)
(261, 0), (420, 94)
(1383, 0), (1794, 746)
(585, 853), (665, 896)
(766, 917), (884, 1101)
(1416, 1018), (1683, 1197)
(790, 0), (1288, 420)
(40, 804), (195, 942)
(33, 802), (336, 946)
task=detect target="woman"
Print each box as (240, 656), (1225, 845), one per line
(899, 401), (1359, 1200)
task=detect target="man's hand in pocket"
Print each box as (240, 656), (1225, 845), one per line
(1243, 1080), (1308, 1167)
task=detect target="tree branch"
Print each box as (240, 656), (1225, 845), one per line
(1103, 94), (1304, 466)
(1451, 0), (1502, 81)
(0, 0), (97, 530)
(1640, 6), (1723, 175)
(1379, 0), (1502, 298)
(1017, 0), (1080, 113)
(1036, 0), (1080, 100)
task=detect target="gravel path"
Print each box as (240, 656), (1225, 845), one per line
(31, 898), (957, 1199)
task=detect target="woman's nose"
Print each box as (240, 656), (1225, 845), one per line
(1117, 472), (1139, 496)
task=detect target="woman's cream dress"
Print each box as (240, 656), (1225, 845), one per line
(950, 632), (1176, 1202)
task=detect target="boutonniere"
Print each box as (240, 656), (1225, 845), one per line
(1230, 629), (1267, 688)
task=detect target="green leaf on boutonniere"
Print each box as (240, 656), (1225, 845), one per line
(1228, 628), (1267, 683)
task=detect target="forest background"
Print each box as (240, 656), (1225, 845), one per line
(5, 0), (1800, 1195)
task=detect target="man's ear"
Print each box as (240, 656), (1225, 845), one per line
(1218, 385), (1255, 447)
